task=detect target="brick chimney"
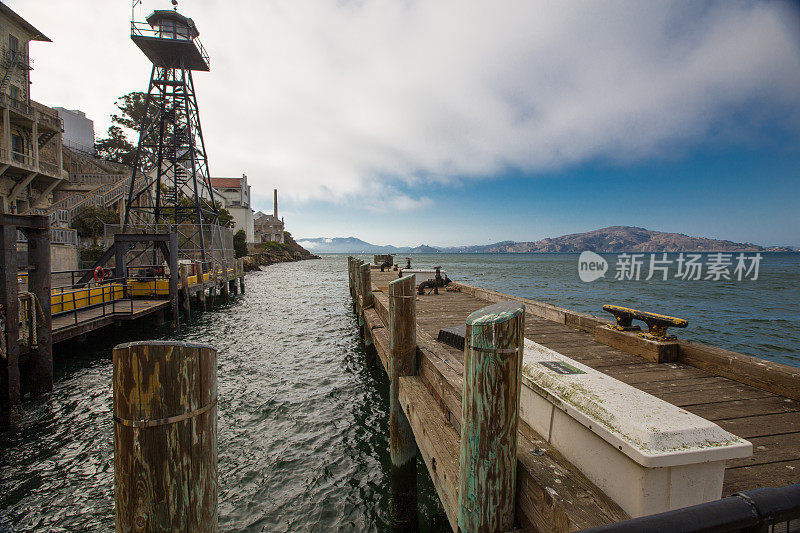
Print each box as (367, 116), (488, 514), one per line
(273, 188), (278, 220)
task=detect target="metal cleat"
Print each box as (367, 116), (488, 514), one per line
(602, 304), (688, 341)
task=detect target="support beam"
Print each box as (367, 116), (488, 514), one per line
(389, 274), (417, 531)
(32, 177), (61, 208)
(458, 302), (525, 533)
(7, 172), (37, 205)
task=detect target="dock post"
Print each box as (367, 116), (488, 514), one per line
(0, 222), (20, 425)
(458, 302), (525, 533)
(25, 219), (52, 396)
(347, 256), (355, 297)
(169, 232), (179, 329)
(238, 258), (245, 294)
(359, 263), (375, 363)
(389, 274), (417, 531)
(359, 263), (374, 310)
(113, 340), (218, 531)
(195, 261), (206, 311)
(221, 278), (230, 302)
(353, 259), (364, 316)
(179, 264), (191, 319)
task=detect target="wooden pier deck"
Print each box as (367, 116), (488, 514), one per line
(357, 263), (800, 531)
(51, 299), (170, 343)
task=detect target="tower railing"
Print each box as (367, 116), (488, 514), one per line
(130, 21), (210, 69)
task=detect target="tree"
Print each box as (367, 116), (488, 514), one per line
(94, 125), (136, 166)
(160, 197), (234, 228)
(110, 92), (147, 131)
(71, 207), (119, 246)
(94, 91), (148, 166)
(233, 229), (248, 258)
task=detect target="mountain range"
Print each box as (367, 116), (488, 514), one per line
(296, 226), (796, 254)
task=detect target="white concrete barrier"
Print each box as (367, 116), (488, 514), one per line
(520, 339), (752, 517)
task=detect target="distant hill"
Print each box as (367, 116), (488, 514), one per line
(297, 227), (796, 254)
(294, 237), (409, 254)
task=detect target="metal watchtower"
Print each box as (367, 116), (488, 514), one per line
(121, 1), (227, 270)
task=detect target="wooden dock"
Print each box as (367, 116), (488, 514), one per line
(350, 258), (800, 531)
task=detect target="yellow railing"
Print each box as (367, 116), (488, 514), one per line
(51, 284), (126, 314)
(46, 264), (239, 314)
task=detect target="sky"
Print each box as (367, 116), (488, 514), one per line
(9, 0), (800, 247)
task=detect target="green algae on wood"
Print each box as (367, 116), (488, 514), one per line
(458, 302), (525, 533)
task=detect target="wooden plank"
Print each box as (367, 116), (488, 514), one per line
(722, 459), (800, 495)
(398, 375), (460, 532)
(452, 281), (567, 323)
(595, 326), (678, 363)
(633, 376), (747, 396)
(678, 340), (800, 401)
(715, 412), (800, 439)
(686, 396), (800, 421)
(363, 308), (389, 373)
(515, 422), (628, 532)
(725, 432), (800, 468)
(598, 363), (713, 384)
(654, 384), (773, 407)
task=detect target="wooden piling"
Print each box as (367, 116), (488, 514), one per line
(458, 302), (525, 533)
(389, 274), (418, 530)
(359, 263), (376, 364)
(180, 264), (191, 319)
(359, 263), (374, 310)
(195, 262), (206, 311)
(169, 233), (179, 329)
(113, 340), (218, 532)
(353, 259), (364, 314)
(221, 278), (230, 302)
(347, 256), (355, 297)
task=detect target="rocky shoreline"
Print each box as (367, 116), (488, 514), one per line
(242, 232), (321, 272)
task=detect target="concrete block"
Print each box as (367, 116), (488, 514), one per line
(520, 339), (751, 517)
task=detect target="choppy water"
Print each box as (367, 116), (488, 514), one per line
(0, 258), (449, 532)
(1, 253), (797, 531)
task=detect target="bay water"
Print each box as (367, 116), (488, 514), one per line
(0, 253), (797, 531)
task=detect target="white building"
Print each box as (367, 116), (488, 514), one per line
(53, 107), (94, 154)
(210, 174), (254, 242)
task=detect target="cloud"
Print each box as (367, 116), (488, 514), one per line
(14, 0), (800, 212)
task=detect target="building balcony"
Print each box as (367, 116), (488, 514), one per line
(0, 146), (65, 180)
(0, 93), (33, 118)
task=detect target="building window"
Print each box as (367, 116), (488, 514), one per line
(9, 35), (18, 54)
(11, 133), (24, 162)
